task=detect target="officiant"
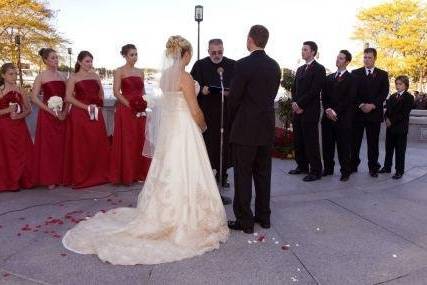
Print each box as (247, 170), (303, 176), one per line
(190, 39), (236, 192)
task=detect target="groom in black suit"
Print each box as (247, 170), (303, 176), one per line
(227, 25), (281, 234)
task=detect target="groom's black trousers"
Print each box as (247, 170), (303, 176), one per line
(232, 143), (272, 228)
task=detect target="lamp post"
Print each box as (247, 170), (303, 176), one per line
(67, 47), (72, 77)
(15, 35), (23, 87)
(194, 5), (203, 60)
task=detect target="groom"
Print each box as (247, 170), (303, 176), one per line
(227, 25), (281, 234)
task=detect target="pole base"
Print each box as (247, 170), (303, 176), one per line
(220, 195), (232, 205)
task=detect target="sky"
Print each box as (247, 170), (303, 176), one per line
(49, 0), (385, 71)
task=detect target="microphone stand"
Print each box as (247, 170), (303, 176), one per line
(218, 69), (231, 204)
(219, 71), (225, 194)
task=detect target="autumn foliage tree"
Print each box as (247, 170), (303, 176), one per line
(353, 0), (427, 90)
(0, 0), (68, 68)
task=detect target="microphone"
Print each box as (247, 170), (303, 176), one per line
(217, 67), (224, 80)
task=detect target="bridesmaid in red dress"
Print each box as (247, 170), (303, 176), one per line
(31, 48), (68, 190)
(63, 51), (110, 189)
(110, 44), (150, 185)
(0, 63), (33, 192)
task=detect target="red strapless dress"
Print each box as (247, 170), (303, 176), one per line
(110, 76), (151, 184)
(63, 80), (110, 189)
(32, 81), (66, 186)
(0, 91), (33, 191)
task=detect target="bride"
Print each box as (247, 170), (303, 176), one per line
(62, 35), (229, 265)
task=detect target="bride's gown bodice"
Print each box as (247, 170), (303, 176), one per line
(62, 91), (229, 265)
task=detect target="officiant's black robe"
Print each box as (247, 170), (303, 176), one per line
(190, 56), (236, 176)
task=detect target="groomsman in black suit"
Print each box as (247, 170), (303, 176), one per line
(350, 48), (390, 177)
(379, 75), (414, 179)
(321, 50), (355, 182)
(289, 41), (326, 182)
(227, 25), (281, 234)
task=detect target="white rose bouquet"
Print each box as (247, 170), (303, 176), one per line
(47, 96), (63, 116)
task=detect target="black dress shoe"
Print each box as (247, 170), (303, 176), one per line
(322, 170), (334, 177)
(392, 173), (403, 179)
(379, 168), (391, 174)
(255, 218), (271, 229)
(303, 174), (321, 182)
(288, 168), (308, 175)
(340, 174), (350, 182)
(370, 172), (378, 178)
(221, 196), (232, 205)
(228, 220), (254, 234)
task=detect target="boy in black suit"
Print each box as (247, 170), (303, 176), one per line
(379, 76), (414, 179)
(321, 50), (355, 181)
(289, 41), (326, 182)
(350, 48), (390, 177)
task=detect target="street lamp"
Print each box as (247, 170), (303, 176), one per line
(15, 35), (23, 87)
(67, 47), (72, 77)
(194, 5), (203, 60)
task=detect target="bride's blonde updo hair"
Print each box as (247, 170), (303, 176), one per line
(166, 35), (192, 58)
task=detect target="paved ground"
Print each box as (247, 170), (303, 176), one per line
(1, 140), (427, 285)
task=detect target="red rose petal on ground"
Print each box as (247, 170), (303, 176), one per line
(3, 273), (10, 277)
(118, 200), (122, 203)
(107, 199), (112, 202)
(281, 245), (290, 250)
(0, 225), (3, 228)
(60, 253), (67, 257)
(17, 233), (21, 236)
(256, 235), (266, 242)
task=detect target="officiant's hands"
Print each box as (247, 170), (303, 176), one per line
(202, 86), (210, 96)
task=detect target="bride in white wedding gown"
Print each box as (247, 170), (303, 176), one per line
(62, 36), (229, 265)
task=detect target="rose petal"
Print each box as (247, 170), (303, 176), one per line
(60, 253), (67, 257)
(281, 245), (289, 250)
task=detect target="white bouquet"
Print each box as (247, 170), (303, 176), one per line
(9, 102), (21, 114)
(47, 96), (63, 116)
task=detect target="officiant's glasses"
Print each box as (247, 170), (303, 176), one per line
(209, 50), (223, 56)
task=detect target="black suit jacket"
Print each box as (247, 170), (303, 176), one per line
(291, 61), (326, 123)
(228, 50), (281, 146)
(352, 67), (389, 122)
(385, 91), (414, 134)
(321, 71), (355, 128)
